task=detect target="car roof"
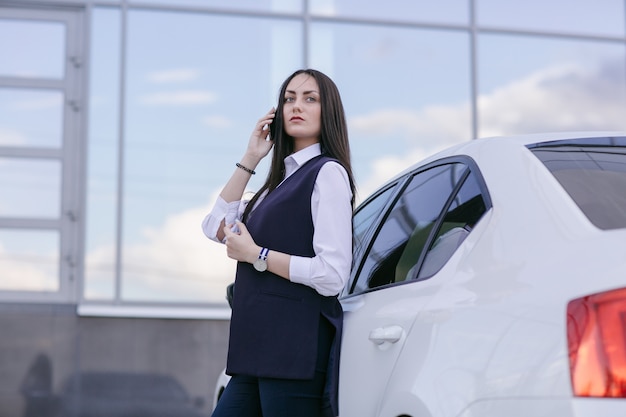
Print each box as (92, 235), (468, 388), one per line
(386, 131), (626, 183)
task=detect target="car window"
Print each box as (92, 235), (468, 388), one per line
(343, 183), (400, 297)
(529, 137), (626, 230)
(352, 183), (398, 264)
(414, 170), (487, 279)
(349, 161), (490, 295)
(350, 163), (466, 294)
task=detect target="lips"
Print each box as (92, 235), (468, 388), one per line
(290, 116), (304, 122)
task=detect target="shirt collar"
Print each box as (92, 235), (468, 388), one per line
(284, 143), (321, 178)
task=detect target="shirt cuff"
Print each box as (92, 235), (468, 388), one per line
(201, 196), (241, 242)
(289, 255), (342, 297)
(289, 255), (312, 287)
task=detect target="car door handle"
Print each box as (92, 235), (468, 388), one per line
(368, 325), (404, 345)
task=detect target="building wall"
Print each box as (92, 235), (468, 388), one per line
(0, 304), (229, 416)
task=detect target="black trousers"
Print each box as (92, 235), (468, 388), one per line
(211, 316), (334, 417)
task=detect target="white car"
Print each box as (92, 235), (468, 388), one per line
(214, 132), (626, 417)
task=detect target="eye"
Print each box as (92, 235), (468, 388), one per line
(284, 96), (295, 103)
(306, 96), (317, 102)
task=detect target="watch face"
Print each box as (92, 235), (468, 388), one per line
(253, 259), (267, 272)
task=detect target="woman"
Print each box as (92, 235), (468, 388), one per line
(202, 69), (355, 417)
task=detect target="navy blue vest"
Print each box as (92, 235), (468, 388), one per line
(226, 155), (343, 411)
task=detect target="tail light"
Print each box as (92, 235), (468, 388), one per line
(567, 287), (626, 397)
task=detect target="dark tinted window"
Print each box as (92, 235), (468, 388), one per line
(415, 171), (487, 279)
(352, 183), (398, 262)
(351, 163), (465, 294)
(529, 137), (626, 230)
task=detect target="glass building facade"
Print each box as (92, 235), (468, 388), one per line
(1, 0), (626, 415)
(2, 0), (626, 310)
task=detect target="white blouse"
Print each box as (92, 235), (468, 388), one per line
(201, 143), (353, 297)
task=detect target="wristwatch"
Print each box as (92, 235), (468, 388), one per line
(253, 247), (269, 272)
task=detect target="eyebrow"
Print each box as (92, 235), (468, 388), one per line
(285, 89), (319, 95)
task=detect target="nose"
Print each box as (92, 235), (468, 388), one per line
(293, 98), (302, 113)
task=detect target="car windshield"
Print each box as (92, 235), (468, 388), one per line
(528, 136), (626, 230)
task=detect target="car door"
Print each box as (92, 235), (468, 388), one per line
(340, 160), (486, 416)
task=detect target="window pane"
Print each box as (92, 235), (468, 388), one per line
(0, 88), (64, 147)
(310, 0), (468, 25)
(353, 183), (398, 260)
(478, 35), (626, 137)
(352, 164), (462, 294)
(417, 170), (487, 279)
(0, 158), (61, 218)
(128, 0), (302, 13)
(0, 18), (65, 79)
(310, 23), (472, 196)
(477, 0), (625, 37)
(530, 137), (626, 230)
(84, 8), (122, 301)
(0, 229), (59, 291)
(120, 10), (302, 303)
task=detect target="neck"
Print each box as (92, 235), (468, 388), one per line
(293, 137), (319, 153)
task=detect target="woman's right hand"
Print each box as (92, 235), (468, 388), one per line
(245, 107), (275, 160)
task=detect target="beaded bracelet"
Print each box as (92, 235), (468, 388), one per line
(236, 162), (256, 175)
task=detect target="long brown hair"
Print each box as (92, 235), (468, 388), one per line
(243, 69), (356, 221)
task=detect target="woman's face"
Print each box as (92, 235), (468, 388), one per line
(283, 73), (322, 150)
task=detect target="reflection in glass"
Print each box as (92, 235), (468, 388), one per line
(0, 88), (64, 148)
(0, 18), (65, 79)
(417, 170), (486, 279)
(0, 229), (59, 291)
(477, 0), (624, 37)
(310, 23), (472, 196)
(57, 371), (204, 414)
(352, 184), (397, 261)
(530, 139), (626, 230)
(310, 0), (468, 24)
(0, 158), (61, 218)
(351, 164), (460, 294)
(478, 34), (626, 137)
(84, 8), (121, 301)
(119, 10), (302, 303)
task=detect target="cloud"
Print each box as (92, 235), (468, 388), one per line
(83, 57), (626, 303)
(350, 103), (472, 150)
(351, 58), (626, 194)
(310, 0), (335, 15)
(0, 128), (27, 146)
(0, 260), (57, 291)
(0, 241), (58, 292)
(479, 62), (626, 137)
(139, 90), (217, 106)
(355, 146), (450, 204)
(147, 68), (199, 83)
(9, 58), (626, 305)
(84, 189), (235, 304)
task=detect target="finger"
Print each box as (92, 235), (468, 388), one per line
(258, 112), (274, 125)
(260, 110), (275, 124)
(235, 220), (247, 234)
(260, 119), (274, 134)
